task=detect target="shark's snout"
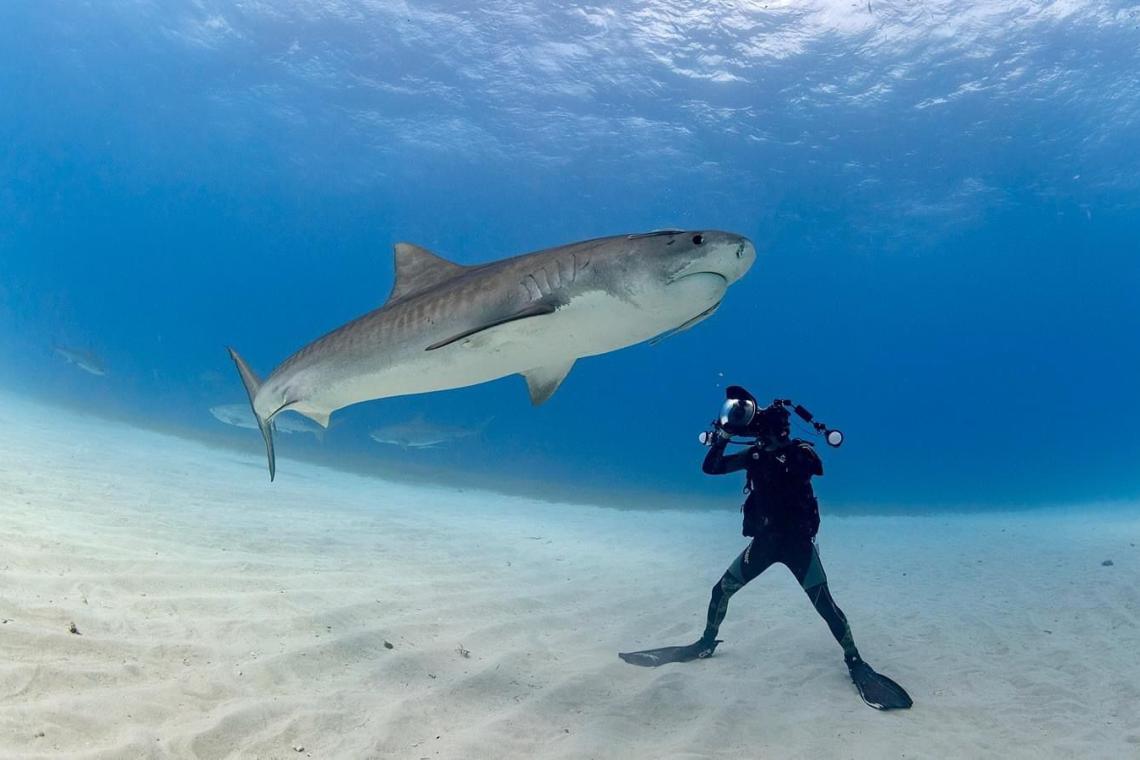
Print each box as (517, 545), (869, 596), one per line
(719, 234), (756, 284)
(667, 232), (755, 285)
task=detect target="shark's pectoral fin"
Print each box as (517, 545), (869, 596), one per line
(522, 359), (575, 406)
(425, 302), (557, 351)
(648, 300), (723, 346)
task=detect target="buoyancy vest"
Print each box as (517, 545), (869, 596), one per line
(741, 440), (822, 539)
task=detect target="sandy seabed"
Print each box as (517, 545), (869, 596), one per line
(0, 391), (1137, 760)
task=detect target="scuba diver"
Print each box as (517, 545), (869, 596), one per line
(619, 386), (912, 711)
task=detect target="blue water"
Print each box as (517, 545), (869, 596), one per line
(1, 2), (1137, 509)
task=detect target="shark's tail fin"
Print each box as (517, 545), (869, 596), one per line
(227, 347), (276, 481)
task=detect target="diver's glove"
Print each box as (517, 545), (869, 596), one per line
(699, 422), (732, 447)
(709, 423), (731, 445)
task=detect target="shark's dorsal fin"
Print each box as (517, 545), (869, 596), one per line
(388, 242), (466, 303)
(522, 359), (575, 406)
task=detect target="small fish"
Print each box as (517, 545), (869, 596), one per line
(53, 345), (107, 376)
(209, 404), (325, 441)
(369, 416), (490, 450)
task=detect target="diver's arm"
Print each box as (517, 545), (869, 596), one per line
(793, 442), (824, 477)
(702, 435), (753, 474)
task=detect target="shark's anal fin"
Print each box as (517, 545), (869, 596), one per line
(522, 359), (575, 405)
(424, 302), (556, 351)
(388, 243), (466, 303)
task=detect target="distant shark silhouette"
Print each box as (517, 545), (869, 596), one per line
(53, 345), (107, 376)
(209, 403), (326, 442)
(369, 415), (491, 450)
(228, 229), (755, 479)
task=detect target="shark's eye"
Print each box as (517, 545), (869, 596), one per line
(692, 234), (704, 246)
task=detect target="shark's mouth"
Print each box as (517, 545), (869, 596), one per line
(667, 270), (729, 286)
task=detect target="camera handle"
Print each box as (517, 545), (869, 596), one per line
(775, 399), (844, 447)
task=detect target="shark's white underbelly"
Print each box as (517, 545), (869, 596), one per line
(300, 276), (725, 416)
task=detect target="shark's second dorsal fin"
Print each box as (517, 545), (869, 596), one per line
(388, 242), (466, 303)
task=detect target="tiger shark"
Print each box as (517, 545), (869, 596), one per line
(229, 229), (755, 479)
(53, 345), (107, 376)
(209, 403), (326, 441)
(369, 415), (491, 450)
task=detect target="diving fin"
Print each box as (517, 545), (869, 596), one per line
(618, 638), (721, 667)
(847, 657), (913, 710)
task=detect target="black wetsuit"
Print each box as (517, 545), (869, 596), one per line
(699, 436), (859, 661)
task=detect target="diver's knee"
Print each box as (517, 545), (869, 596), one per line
(717, 573), (743, 596)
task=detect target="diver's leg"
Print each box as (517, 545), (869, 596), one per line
(781, 541), (914, 708)
(784, 540), (860, 661)
(701, 535), (777, 643)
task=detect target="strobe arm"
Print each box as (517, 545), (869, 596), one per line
(775, 399), (844, 448)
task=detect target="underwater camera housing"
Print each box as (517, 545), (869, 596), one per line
(699, 385), (844, 448)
